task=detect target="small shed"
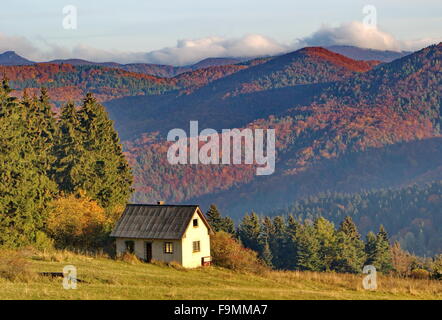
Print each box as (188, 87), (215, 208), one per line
(110, 203), (213, 268)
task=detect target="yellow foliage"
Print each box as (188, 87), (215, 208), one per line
(46, 192), (109, 248)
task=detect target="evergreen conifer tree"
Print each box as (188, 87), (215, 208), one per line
(0, 80), (55, 246)
(237, 212), (261, 253)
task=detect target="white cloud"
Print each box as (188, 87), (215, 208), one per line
(0, 23), (440, 65)
(0, 33), (38, 60)
(144, 34), (289, 65)
(295, 21), (441, 52)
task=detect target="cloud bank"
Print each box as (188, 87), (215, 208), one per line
(296, 21), (440, 52)
(144, 35), (289, 65)
(1, 22), (440, 66)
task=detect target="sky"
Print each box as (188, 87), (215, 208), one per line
(0, 0), (441, 65)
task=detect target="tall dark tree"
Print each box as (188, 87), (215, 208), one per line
(365, 231), (378, 265)
(314, 217), (337, 271)
(0, 80), (55, 246)
(293, 223), (321, 271)
(206, 204), (235, 234)
(54, 102), (84, 193)
(25, 88), (58, 179)
(374, 225), (393, 273)
(270, 216), (290, 269)
(238, 212), (261, 253)
(70, 93), (133, 211)
(332, 216), (366, 273)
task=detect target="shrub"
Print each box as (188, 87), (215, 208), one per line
(46, 192), (110, 249)
(0, 250), (35, 282)
(34, 231), (55, 251)
(210, 231), (268, 274)
(117, 252), (141, 265)
(410, 268), (431, 279)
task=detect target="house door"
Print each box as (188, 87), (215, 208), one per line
(145, 242), (152, 262)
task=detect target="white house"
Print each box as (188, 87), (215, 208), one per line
(110, 203), (213, 268)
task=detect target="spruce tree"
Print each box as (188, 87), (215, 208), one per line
(286, 215), (301, 269)
(0, 80), (54, 246)
(374, 225), (393, 273)
(24, 89), (58, 179)
(222, 216), (236, 235)
(67, 93), (133, 211)
(365, 231), (378, 266)
(332, 216), (366, 273)
(314, 217), (337, 271)
(238, 212), (261, 253)
(261, 241), (274, 268)
(206, 204), (235, 234)
(271, 216), (290, 269)
(293, 223), (321, 271)
(54, 102), (84, 193)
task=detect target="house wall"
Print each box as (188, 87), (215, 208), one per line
(115, 238), (183, 264)
(181, 210), (211, 268)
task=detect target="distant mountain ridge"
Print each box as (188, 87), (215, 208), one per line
(0, 51), (34, 66)
(0, 44), (413, 75)
(326, 45), (411, 62)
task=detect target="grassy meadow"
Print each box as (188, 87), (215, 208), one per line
(0, 249), (440, 300)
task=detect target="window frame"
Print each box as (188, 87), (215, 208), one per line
(192, 240), (201, 253)
(164, 242), (174, 254)
(125, 240), (135, 254)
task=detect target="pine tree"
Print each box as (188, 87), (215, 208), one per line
(365, 231), (377, 265)
(293, 223), (321, 271)
(271, 216), (290, 269)
(332, 216), (366, 273)
(286, 215), (300, 269)
(238, 212), (261, 253)
(222, 216), (236, 235)
(54, 102), (84, 193)
(261, 240), (273, 268)
(259, 216), (275, 263)
(206, 204), (236, 234)
(374, 225), (393, 273)
(0, 80), (55, 246)
(24, 89), (58, 179)
(314, 217), (337, 271)
(72, 93), (133, 211)
(206, 204), (223, 231)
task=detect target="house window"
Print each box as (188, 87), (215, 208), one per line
(164, 242), (174, 254)
(193, 218), (199, 227)
(192, 241), (201, 253)
(125, 240), (135, 253)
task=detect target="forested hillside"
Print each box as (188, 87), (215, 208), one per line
(2, 44), (441, 256)
(0, 80), (132, 247)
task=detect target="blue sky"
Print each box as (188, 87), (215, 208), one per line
(0, 0), (440, 64)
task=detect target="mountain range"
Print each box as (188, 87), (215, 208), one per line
(1, 43), (441, 255)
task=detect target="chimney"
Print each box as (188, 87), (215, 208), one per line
(157, 201), (165, 205)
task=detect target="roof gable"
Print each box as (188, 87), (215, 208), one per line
(110, 204), (211, 240)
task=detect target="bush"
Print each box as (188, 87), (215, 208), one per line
(117, 252), (141, 265)
(46, 192), (110, 249)
(210, 231), (268, 274)
(410, 268), (430, 279)
(0, 250), (35, 282)
(34, 231), (55, 251)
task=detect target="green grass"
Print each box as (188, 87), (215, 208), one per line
(0, 250), (440, 300)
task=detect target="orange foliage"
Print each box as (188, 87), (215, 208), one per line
(46, 192), (110, 248)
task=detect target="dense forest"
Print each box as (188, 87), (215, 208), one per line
(270, 182), (442, 257)
(207, 204), (441, 278)
(0, 79), (132, 247)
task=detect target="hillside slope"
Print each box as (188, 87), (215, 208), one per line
(125, 43), (441, 207)
(2, 250), (440, 300)
(107, 47), (378, 139)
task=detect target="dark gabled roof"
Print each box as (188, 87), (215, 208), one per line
(110, 204), (212, 240)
